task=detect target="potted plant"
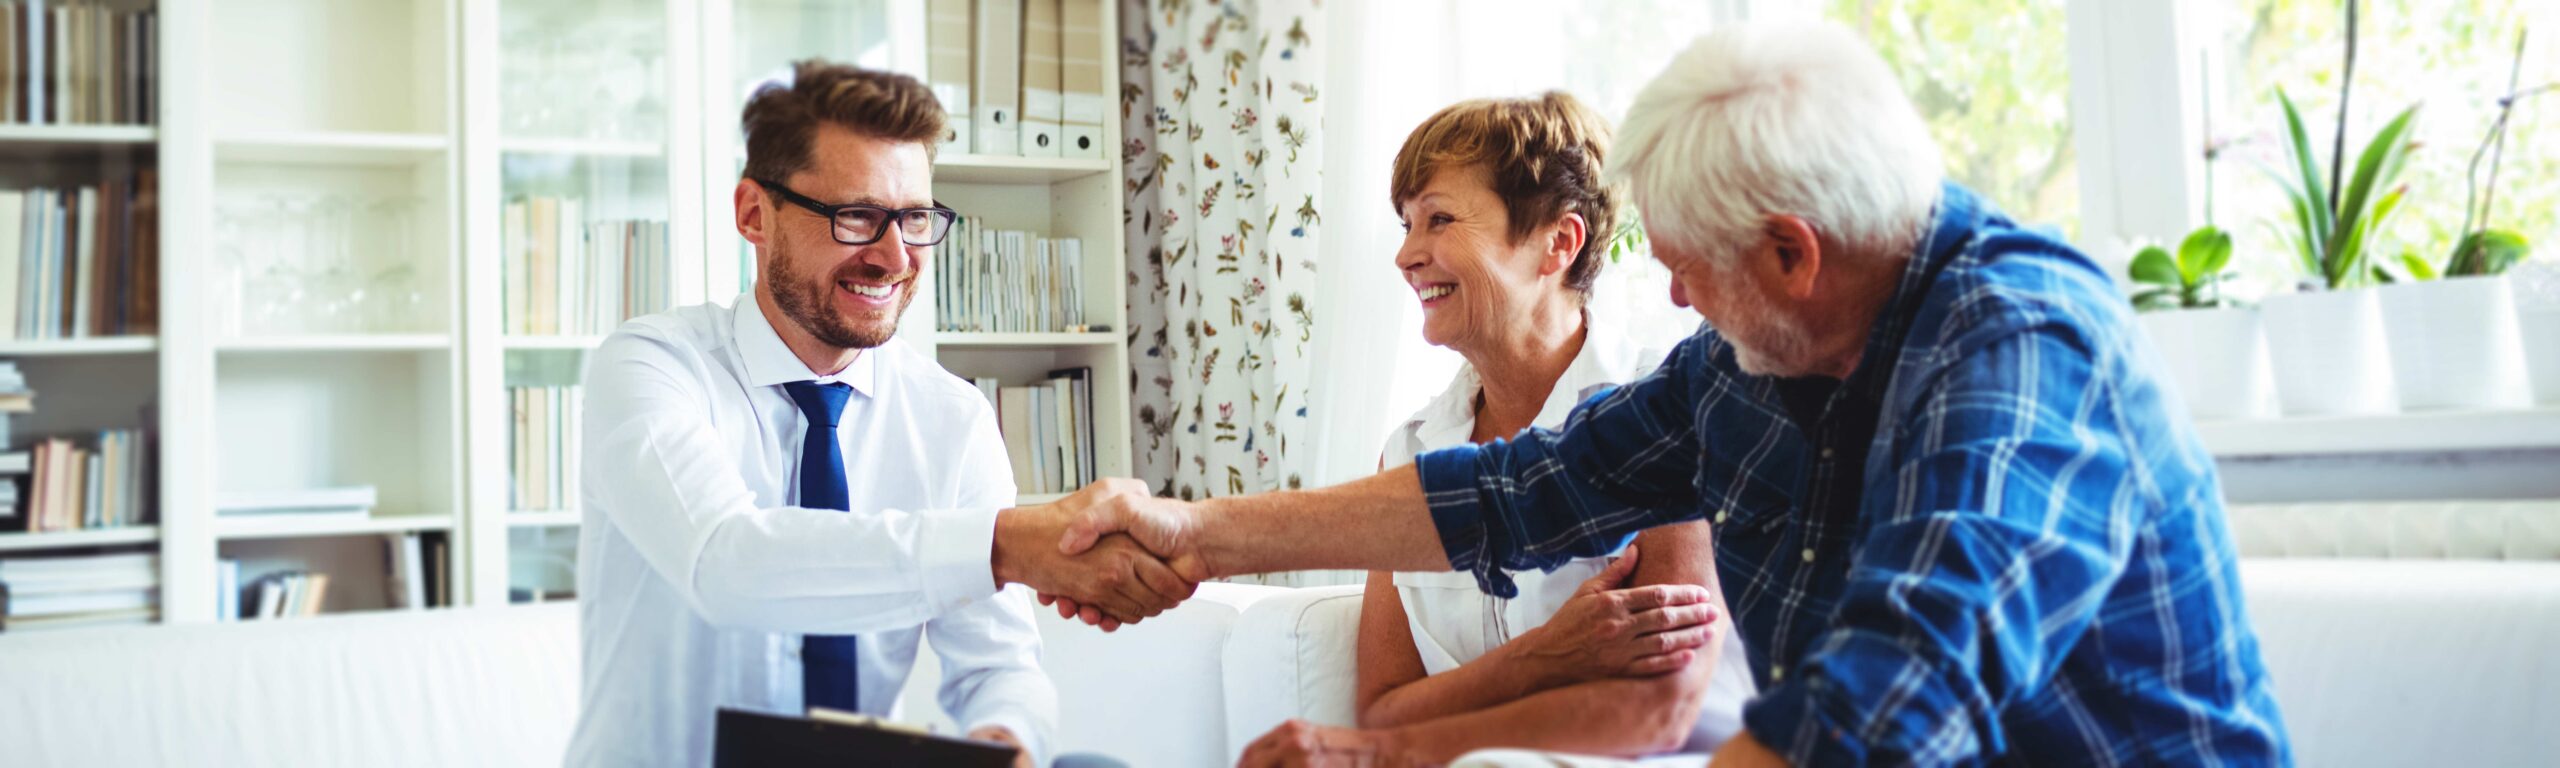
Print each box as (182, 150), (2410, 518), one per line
(2376, 26), (2546, 411)
(2130, 224), (2278, 421)
(2257, 0), (2411, 416)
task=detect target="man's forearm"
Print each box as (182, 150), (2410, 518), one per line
(1192, 465), (1453, 577)
(1389, 671), (1709, 762)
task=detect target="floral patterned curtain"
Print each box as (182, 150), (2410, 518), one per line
(1120, 0), (1323, 503)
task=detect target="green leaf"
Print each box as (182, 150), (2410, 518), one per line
(2399, 251), (2440, 281)
(2129, 246), (2181, 287)
(2276, 90), (2334, 257)
(2324, 105), (2421, 287)
(2449, 229), (2532, 277)
(2176, 226), (2234, 285)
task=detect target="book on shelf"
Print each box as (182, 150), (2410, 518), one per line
(1019, 0), (1063, 157)
(926, 0), (973, 154)
(0, 550), (158, 632)
(970, 0), (1021, 156)
(977, 367), (1096, 494)
(934, 216), (1093, 334)
(503, 196), (670, 337)
(382, 532), (429, 610)
(239, 570), (330, 620)
(509, 384), (581, 513)
(0, 173), (159, 340)
(0, 0), (153, 125)
(1058, 0), (1106, 158)
(12, 428), (146, 533)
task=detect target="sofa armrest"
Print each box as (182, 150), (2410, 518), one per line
(1220, 585), (1367, 763)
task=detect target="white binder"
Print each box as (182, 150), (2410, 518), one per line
(1019, 0), (1064, 157)
(927, 0), (975, 155)
(1059, 0), (1106, 158)
(971, 0), (1021, 156)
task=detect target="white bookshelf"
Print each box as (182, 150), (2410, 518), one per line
(3, 0), (1137, 628)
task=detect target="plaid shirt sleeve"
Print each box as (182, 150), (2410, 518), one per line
(1413, 330), (1797, 598)
(1743, 320), (2141, 766)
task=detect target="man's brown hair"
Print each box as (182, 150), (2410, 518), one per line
(740, 59), (949, 183)
(1390, 91), (1619, 294)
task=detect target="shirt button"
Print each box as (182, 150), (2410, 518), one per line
(1820, 447), (1835, 460)
(1715, 509), (1731, 524)
(1801, 547), (1816, 563)
(1771, 664), (1786, 682)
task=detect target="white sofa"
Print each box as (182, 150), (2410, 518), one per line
(3, 562), (2556, 767)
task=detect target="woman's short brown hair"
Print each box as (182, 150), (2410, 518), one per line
(1390, 91), (1619, 295)
(741, 59), (949, 183)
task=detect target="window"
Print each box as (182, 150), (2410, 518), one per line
(1825, 0), (2080, 238)
(2212, 0), (2557, 291)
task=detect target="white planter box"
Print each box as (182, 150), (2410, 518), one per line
(2136, 306), (2276, 421)
(2262, 288), (2398, 417)
(2379, 275), (2533, 411)
(2521, 308), (2560, 405)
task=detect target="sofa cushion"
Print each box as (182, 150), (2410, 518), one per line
(0, 604), (580, 767)
(1220, 585), (1365, 763)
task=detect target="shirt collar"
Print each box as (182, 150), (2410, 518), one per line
(1406, 306), (1646, 441)
(731, 292), (882, 398)
(1835, 181), (1983, 408)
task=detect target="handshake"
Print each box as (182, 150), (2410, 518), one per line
(989, 478), (1212, 631)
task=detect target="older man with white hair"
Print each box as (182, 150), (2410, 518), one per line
(1029, 18), (2290, 767)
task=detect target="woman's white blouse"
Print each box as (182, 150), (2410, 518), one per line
(1380, 309), (1756, 751)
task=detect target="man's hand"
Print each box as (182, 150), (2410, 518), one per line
(1505, 545), (1721, 688)
(1035, 478), (1213, 629)
(1237, 719), (1417, 768)
(967, 725), (1033, 768)
(1708, 730), (1790, 768)
(992, 486), (1196, 630)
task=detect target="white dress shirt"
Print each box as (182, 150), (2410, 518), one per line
(1380, 307), (1755, 751)
(565, 294), (1055, 767)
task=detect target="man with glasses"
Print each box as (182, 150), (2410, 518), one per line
(567, 60), (1189, 768)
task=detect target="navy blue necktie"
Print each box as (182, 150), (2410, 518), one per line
(784, 380), (860, 713)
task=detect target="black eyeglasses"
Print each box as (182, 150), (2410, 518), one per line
(754, 178), (959, 247)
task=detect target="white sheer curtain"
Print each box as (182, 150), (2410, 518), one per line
(1282, 0), (1734, 588)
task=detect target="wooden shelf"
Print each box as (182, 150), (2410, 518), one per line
(0, 526), (159, 552)
(500, 137), (663, 158)
(216, 334), (452, 353)
(502, 335), (607, 350)
(506, 510), (580, 528)
(934, 154), (1112, 185)
(935, 331), (1121, 349)
(2197, 407), (2560, 457)
(215, 515), (455, 541)
(216, 131), (450, 166)
(0, 124), (156, 157)
(0, 337), (159, 356)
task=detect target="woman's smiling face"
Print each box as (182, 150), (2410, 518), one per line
(1394, 164), (1563, 354)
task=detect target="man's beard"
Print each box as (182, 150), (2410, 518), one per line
(765, 246), (914, 350)
(1721, 275), (1820, 377)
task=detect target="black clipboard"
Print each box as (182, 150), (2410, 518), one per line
(713, 708), (1019, 768)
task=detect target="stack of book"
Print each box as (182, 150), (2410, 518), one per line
(926, 0), (1108, 159)
(10, 428), (147, 532)
(935, 218), (1090, 333)
(0, 174), (162, 340)
(0, 0), (160, 126)
(213, 486), (376, 529)
(0, 551), (156, 632)
(236, 570), (329, 620)
(502, 196), (671, 336)
(509, 384), (580, 513)
(213, 532), (446, 621)
(977, 367), (1095, 494)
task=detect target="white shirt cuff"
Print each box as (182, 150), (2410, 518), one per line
(919, 506), (1002, 610)
(969, 713), (1047, 766)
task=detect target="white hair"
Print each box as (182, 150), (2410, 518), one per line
(1608, 20), (1943, 268)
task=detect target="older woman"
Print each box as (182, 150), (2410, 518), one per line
(1239, 93), (1755, 766)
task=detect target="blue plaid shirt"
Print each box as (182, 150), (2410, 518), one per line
(1415, 184), (2289, 766)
